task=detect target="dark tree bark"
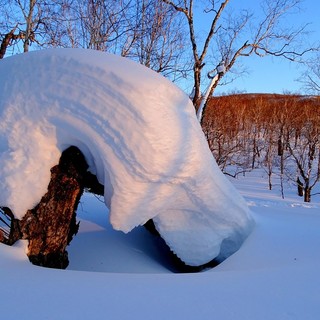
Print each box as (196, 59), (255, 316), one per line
(297, 177), (304, 197)
(19, 146), (89, 268)
(304, 184), (311, 203)
(0, 207), (21, 245)
(0, 146), (104, 269)
(144, 219), (219, 273)
(0, 29), (25, 59)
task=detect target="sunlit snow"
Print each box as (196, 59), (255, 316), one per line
(1, 171), (320, 320)
(0, 49), (253, 265)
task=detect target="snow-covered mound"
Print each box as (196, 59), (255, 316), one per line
(0, 49), (253, 266)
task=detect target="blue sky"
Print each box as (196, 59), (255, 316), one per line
(192, 0), (320, 95)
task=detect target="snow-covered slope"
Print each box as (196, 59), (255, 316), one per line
(1, 172), (319, 320)
(0, 49), (253, 265)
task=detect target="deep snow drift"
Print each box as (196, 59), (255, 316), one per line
(1, 172), (320, 320)
(0, 49), (253, 265)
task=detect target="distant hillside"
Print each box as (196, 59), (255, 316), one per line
(202, 94), (320, 202)
(206, 93), (320, 114)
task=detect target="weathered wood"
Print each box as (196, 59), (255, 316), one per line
(0, 207), (21, 245)
(17, 146), (88, 268)
(0, 146), (105, 269)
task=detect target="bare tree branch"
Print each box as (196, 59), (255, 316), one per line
(163, 0), (317, 119)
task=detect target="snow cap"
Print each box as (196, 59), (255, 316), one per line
(0, 49), (253, 266)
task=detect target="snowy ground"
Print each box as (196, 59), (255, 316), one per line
(1, 170), (320, 320)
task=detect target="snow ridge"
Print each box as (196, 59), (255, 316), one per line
(0, 49), (253, 265)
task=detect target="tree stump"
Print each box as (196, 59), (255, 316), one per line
(19, 146), (89, 268)
(0, 146), (105, 269)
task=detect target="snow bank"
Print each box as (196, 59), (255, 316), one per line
(0, 49), (253, 266)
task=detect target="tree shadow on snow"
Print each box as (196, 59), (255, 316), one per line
(67, 193), (218, 274)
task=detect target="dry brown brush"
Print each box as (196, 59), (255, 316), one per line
(202, 94), (320, 202)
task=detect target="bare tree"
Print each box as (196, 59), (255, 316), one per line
(0, 25), (25, 59)
(162, 0), (229, 109)
(285, 108), (320, 202)
(0, 1), (25, 57)
(21, 0), (37, 52)
(5, 0), (42, 52)
(162, 0), (315, 119)
(299, 53), (320, 94)
(122, 0), (188, 80)
(37, 0), (128, 50)
(0, 0), (53, 56)
(203, 93), (320, 201)
(32, 0), (188, 81)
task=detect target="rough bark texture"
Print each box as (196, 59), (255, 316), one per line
(0, 207), (21, 245)
(19, 146), (89, 268)
(0, 146), (105, 269)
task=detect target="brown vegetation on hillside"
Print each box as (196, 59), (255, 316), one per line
(202, 94), (320, 202)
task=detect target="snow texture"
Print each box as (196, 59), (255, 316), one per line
(0, 48), (253, 265)
(2, 172), (320, 320)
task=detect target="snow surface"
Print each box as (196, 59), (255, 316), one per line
(0, 49), (253, 265)
(1, 171), (320, 320)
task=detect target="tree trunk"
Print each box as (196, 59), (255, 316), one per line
(268, 172), (272, 191)
(304, 187), (311, 203)
(0, 29), (25, 59)
(0, 146), (104, 269)
(297, 177), (304, 197)
(19, 146), (89, 268)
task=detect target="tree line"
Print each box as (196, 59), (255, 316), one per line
(202, 94), (320, 202)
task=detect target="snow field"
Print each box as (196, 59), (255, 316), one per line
(1, 172), (319, 320)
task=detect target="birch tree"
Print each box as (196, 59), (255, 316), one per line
(162, 0), (315, 119)
(125, 0), (187, 80)
(300, 53), (320, 94)
(0, 0), (40, 56)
